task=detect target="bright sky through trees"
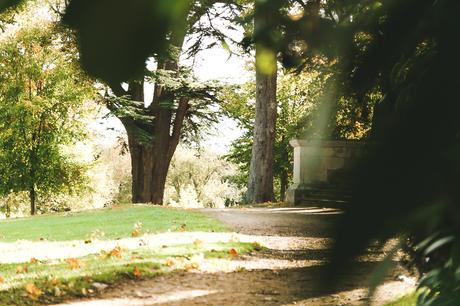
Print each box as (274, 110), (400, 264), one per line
(93, 39), (251, 153)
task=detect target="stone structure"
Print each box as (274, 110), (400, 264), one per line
(286, 139), (368, 206)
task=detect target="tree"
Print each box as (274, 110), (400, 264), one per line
(0, 25), (93, 215)
(224, 68), (328, 200)
(164, 146), (242, 208)
(62, 0), (238, 204)
(245, 1), (278, 203)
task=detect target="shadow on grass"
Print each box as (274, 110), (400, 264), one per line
(54, 260), (406, 306)
(0, 242), (256, 305)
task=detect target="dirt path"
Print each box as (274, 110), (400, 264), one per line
(55, 207), (415, 306)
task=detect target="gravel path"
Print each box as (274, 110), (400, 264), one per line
(51, 206), (415, 306)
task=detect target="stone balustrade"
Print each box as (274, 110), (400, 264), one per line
(286, 139), (368, 206)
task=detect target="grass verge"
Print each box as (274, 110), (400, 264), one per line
(0, 205), (229, 242)
(0, 241), (256, 305)
(384, 291), (418, 306)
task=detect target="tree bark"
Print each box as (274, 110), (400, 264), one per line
(30, 186), (36, 215)
(246, 13), (278, 203)
(125, 135), (173, 204)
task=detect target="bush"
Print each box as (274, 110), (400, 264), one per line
(164, 146), (243, 208)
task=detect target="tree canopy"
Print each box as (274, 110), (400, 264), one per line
(0, 24), (94, 214)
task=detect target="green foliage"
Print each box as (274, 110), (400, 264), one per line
(0, 0), (22, 14)
(0, 24), (94, 213)
(62, 0), (241, 85)
(164, 146), (243, 208)
(273, 1), (460, 305)
(61, 0), (190, 84)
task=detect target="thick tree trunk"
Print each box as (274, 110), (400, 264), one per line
(246, 53), (277, 203)
(120, 69), (187, 204)
(29, 186), (36, 215)
(246, 1), (278, 203)
(127, 138), (172, 204)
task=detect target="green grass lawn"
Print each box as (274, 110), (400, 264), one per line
(0, 205), (255, 305)
(0, 242), (255, 305)
(0, 205), (229, 242)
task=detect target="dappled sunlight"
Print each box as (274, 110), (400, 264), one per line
(0, 231), (331, 264)
(0, 0), (443, 303)
(290, 280), (416, 306)
(50, 265), (414, 306)
(266, 207), (343, 215)
(0, 207), (414, 305)
(55, 289), (218, 306)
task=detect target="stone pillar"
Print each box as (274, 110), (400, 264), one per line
(286, 139), (367, 206)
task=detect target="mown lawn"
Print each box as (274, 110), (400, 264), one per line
(0, 205), (256, 305)
(0, 242), (255, 305)
(0, 205), (229, 242)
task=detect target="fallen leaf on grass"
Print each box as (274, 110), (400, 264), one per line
(101, 246), (125, 259)
(132, 229), (141, 237)
(132, 221), (143, 237)
(184, 262), (200, 271)
(25, 283), (42, 300)
(164, 258), (176, 267)
(48, 277), (60, 286)
(133, 266), (142, 278)
(229, 248), (238, 257)
(110, 246), (125, 258)
(179, 223), (187, 232)
(30, 257), (39, 264)
(0, 276), (4, 284)
(16, 265), (28, 274)
(66, 258), (84, 270)
(252, 241), (263, 251)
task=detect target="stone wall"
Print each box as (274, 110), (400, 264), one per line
(286, 139), (368, 206)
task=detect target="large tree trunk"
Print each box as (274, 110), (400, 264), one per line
(246, 32), (278, 202)
(117, 63), (187, 204)
(120, 81), (179, 205)
(126, 136), (173, 204)
(246, 69), (277, 203)
(246, 1), (278, 203)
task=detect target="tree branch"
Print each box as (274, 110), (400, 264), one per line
(168, 97), (190, 158)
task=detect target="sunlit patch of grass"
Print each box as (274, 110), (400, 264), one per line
(0, 242), (255, 305)
(384, 291), (418, 306)
(0, 205), (229, 242)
